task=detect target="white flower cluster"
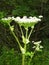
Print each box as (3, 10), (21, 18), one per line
(32, 41), (43, 51)
(1, 15), (43, 23)
(2, 17), (12, 20)
(11, 16), (42, 23)
(1, 17), (12, 24)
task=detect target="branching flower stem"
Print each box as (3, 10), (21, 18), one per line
(28, 27), (34, 39)
(8, 24), (22, 52)
(22, 28), (28, 65)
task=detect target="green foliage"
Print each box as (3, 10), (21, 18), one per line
(0, 12), (6, 19)
(0, 46), (21, 65)
(12, 5), (30, 16)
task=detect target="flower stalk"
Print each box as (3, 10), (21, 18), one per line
(8, 24), (22, 52)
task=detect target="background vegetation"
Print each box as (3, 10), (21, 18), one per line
(0, 0), (49, 65)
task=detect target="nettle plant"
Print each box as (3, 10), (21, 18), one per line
(1, 15), (43, 65)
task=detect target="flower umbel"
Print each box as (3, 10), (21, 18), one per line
(12, 16), (42, 28)
(33, 41), (43, 51)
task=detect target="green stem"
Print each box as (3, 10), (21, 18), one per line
(26, 29), (28, 38)
(28, 51), (36, 65)
(25, 29), (28, 51)
(19, 25), (24, 36)
(28, 57), (32, 65)
(9, 24), (22, 51)
(22, 54), (25, 65)
(28, 28), (34, 40)
(22, 29), (28, 65)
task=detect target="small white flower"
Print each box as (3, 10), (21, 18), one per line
(36, 46), (40, 51)
(32, 41), (34, 43)
(33, 41), (41, 45)
(32, 46), (36, 48)
(14, 17), (20, 22)
(2, 18), (8, 20)
(23, 16), (27, 19)
(8, 17), (12, 20)
(2, 17), (12, 21)
(29, 16), (33, 19)
(40, 46), (43, 48)
(11, 16), (15, 20)
(39, 15), (43, 18)
(32, 17), (41, 22)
